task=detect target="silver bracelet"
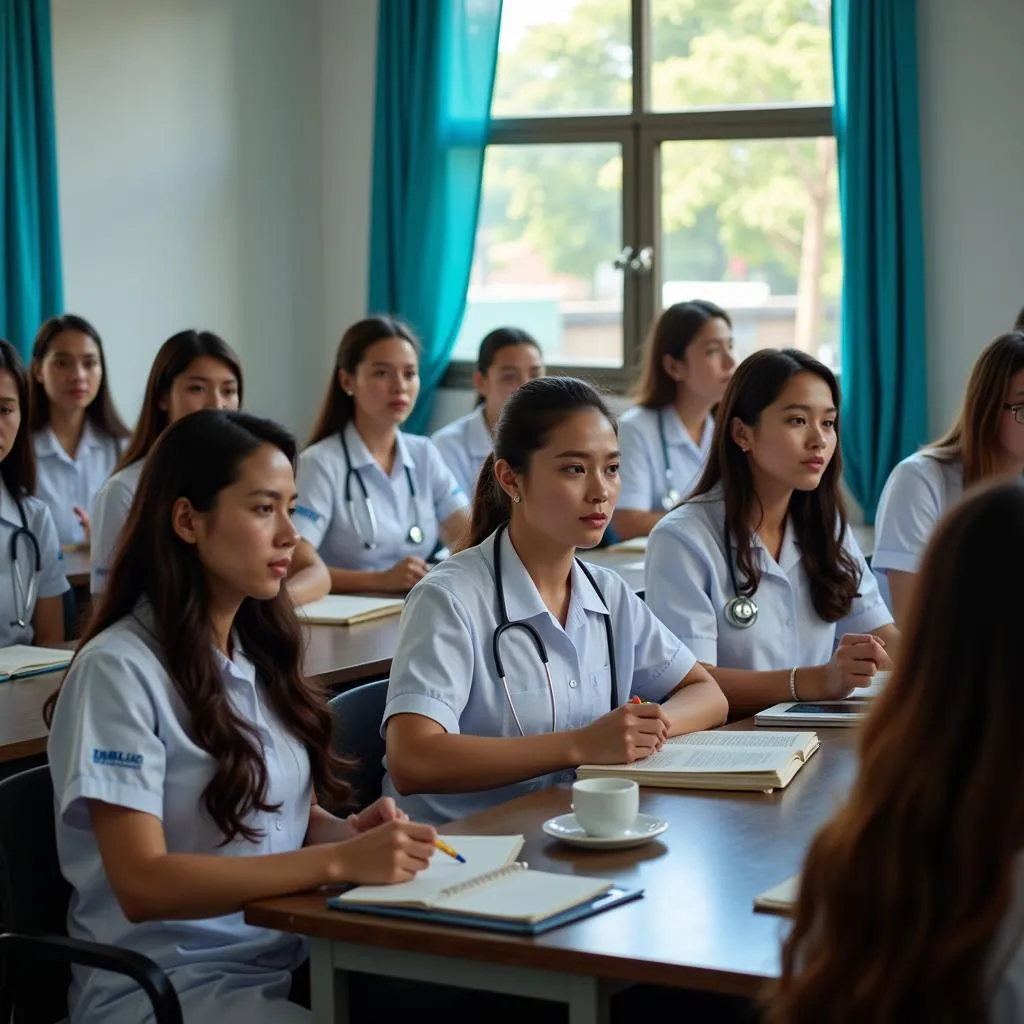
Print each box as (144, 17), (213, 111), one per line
(789, 666), (801, 702)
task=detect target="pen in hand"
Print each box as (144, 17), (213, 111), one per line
(435, 838), (466, 864)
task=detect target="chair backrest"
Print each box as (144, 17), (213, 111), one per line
(0, 764), (74, 1023)
(327, 680), (389, 813)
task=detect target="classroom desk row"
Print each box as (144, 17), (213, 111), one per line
(247, 719), (853, 1022)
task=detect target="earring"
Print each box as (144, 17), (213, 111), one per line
(512, 495), (521, 504)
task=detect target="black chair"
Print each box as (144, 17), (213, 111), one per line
(0, 765), (182, 1024)
(328, 680), (389, 812)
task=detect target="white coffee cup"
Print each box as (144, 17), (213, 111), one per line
(571, 778), (639, 837)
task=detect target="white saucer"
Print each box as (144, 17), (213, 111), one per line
(541, 812), (669, 850)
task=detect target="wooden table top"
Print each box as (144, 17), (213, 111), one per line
(246, 724), (857, 998)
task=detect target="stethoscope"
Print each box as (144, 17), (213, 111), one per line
(656, 409), (680, 511)
(340, 431), (424, 550)
(491, 523), (618, 736)
(9, 495), (41, 629)
(723, 521), (758, 629)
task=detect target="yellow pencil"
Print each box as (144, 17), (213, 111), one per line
(435, 837), (466, 864)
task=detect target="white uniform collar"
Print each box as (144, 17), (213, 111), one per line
(661, 406), (715, 455)
(35, 419), (107, 461)
(467, 406), (493, 457)
(343, 422), (416, 475)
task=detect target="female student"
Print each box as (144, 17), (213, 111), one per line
(90, 330), (329, 605)
(612, 300), (736, 541)
(873, 331), (1024, 625)
(382, 376), (729, 825)
(29, 314), (130, 548)
(296, 317), (470, 594)
(771, 481), (1024, 1024)
(645, 348), (897, 716)
(431, 327), (545, 497)
(46, 409), (437, 1024)
(0, 340), (68, 647)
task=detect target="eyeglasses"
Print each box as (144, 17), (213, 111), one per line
(1005, 404), (1024, 425)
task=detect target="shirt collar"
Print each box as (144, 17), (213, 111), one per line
(343, 422), (415, 474)
(0, 479), (22, 528)
(661, 407), (715, 455)
(467, 406), (493, 457)
(700, 487), (802, 577)
(213, 638), (258, 685)
(35, 420), (107, 461)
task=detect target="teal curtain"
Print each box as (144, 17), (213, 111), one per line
(832, 0), (927, 522)
(368, 0), (502, 434)
(1, 0), (63, 359)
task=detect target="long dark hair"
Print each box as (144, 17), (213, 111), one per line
(0, 341), (36, 498)
(771, 481), (1024, 1023)
(308, 316), (419, 444)
(117, 330), (243, 472)
(463, 376), (617, 549)
(928, 332), (1024, 487)
(634, 300), (732, 409)
(45, 410), (350, 842)
(691, 348), (860, 622)
(473, 327), (542, 407)
(28, 314), (130, 439)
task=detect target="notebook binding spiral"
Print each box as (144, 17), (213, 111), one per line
(438, 862), (527, 900)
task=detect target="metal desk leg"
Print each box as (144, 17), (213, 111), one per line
(310, 938), (347, 1024)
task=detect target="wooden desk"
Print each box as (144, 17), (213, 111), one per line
(247, 725), (857, 1021)
(302, 620), (402, 690)
(0, 670), (63, 765)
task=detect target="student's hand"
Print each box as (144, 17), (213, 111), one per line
(329, 819), (437, 885)
(377, 557), (430, 593)
(574, 702), (671, 765)
(73, 506), (91, 543)
(347, 796), (409, 835)
(820, 634), (889, 698)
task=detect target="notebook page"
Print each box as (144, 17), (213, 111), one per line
(441, 870), (612, 922)
(0, 645), (71, 675)
(611, 732), (811, 774)
(335, 835), (524, 906)
(295, 595), (403, 623)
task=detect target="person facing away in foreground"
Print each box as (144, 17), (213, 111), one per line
(46, 409), (435, 1024)
(770, 480), (1024, 1024)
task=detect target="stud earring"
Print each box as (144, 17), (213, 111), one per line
(512, 495), (521, 504)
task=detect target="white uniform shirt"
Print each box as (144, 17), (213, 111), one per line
(33, 421), (125, 547)
(295, 423), (468, 571)
(645, 490), (891, 669)
(0, 479), (68, 647)
(430, 405), (492, 500)
(872, 450), (964, 607)
(48, 608), (311, 1024)
(381, 527), (697, 823)
(89, 460), (145, 593)
(617, 405), (715, 512)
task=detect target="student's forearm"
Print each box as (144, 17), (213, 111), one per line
(661, 679), (729, 735)
(328, 566), (385, 593)
(702, 664), (825, 716)
(611, 508), (663, 541)
(305, 803), (355, 845)
(387, 730), (581, 795)
(286, 565), (330, 606)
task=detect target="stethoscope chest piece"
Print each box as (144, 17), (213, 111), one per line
(724, 594), (758, 629)
(407, 524), (424, 545)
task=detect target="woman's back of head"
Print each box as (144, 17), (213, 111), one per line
(772, 480), (1024, 1024)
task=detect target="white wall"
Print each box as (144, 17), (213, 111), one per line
(917, 0), (1024, 433)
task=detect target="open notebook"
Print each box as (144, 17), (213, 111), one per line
(295, 595), (404, 626)
(328, 834), (641, 934)
(0, 645), (72, 682)
(576, 730), (820, 793)
(753, 875), (799, 915)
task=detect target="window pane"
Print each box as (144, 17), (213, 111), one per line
(649, 0), (833, 111)
(659, 137), (841, 366)
(453, 142), (624, 368)
(491, 0), (632, 117)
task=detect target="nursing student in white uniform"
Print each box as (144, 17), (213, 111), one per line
(90, 330), (329, 605)
(29, 315), (130, 548)
(874, 331), (1024, 625)
(296, 316), (470, 594)
(612, 300), (736, 541)
(646, 349), (898, 716)
(382, 376), (728, 825)
(46, 410), (438, 1024)
(431, 327), (545, 498)
(774, 482), (1024, 1024)
(0, 340), (68, 647)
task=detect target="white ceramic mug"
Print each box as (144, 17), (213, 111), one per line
(571, 778), (639, 837)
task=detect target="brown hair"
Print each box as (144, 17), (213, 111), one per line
(634, 300), (732, 409)
(473, 327), (542, 407)
(45, 410), (351, 842)
(690, 348), (860, 622)
(0, 341), (36, 498)
(117, 330), (243, 472)
(28, 315), (130, 440)
(771, 480), (1024, 1023)
(308, 316), (419, 444)
(928, 332), (1024, 487)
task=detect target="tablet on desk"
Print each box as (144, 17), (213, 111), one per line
(755, 700), (868, 727)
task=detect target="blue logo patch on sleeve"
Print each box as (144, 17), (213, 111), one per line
(92, 749), (144, 770)
(294, 505), (320, 523)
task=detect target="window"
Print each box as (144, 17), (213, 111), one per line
(450, 0), (838, 389)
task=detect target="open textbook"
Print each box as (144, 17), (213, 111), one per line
(576, 730), (820, 793)
(0, 645), (72, 682)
